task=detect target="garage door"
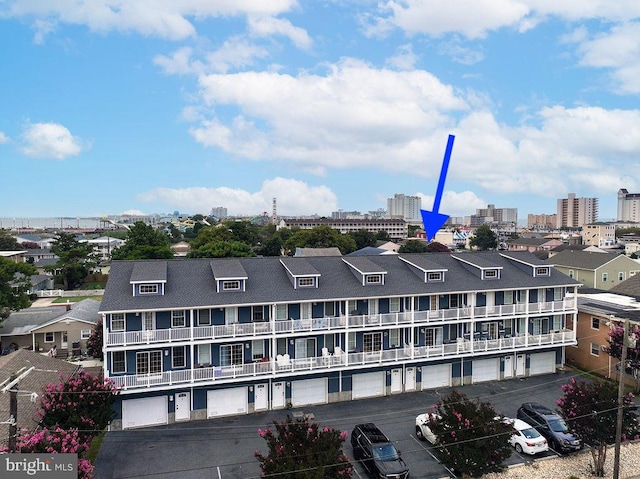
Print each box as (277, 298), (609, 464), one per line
(529, 351), (556, 376)
(122, 396), (168, 429)
(352, 372), (385, 399)
(291, 378), (327, 407)
(207, 387), (248, 418)
(421, 364), (451, 390)
(472, 358), (500, 383)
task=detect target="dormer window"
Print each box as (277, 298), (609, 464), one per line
(483, 269), (499, 280)
(298, 277), (316, 288)
(535, 267), (550, 277)
(366, 274), (382, 284)
(427, 272), (443, 282)
(211, 259), (248, 293)
(222, 280), (241, 291)
(139, 284), (158, 294)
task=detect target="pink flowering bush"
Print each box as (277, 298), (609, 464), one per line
(39, 370), (119, 439)
(255, 415), (353, 479)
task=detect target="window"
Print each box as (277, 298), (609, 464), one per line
(363, 332), (383, 352)
(366, 274), (382, 284)
(220, 344), (243, 366)
(275, 304), (288, 321)
(172, 310), (186, 328)
(44, 332), (54, 343)
(554, 288), (562, 301)
(299, 277), (314, 287)
(425, 327), (443, 347)
(324, 334), (335, 351)
(552, 315), (562, 331)
(619, 272), (626, 281)
(427, 272), (442, 281)
(590, 343), (600, 356)
(448, 324), (458, 341)
(222, 280), (240, 291)
(197, 309), (210, 326)
(277, 338), (287, 355)
(591, 317), (600, 330)
(252, 340), (264, 361)
(348, 334), (356, 352)
(389, 329), (400, 348)
(81, 329), (91, 340)
(568, 269), (574, 278)
(449, 295), (459, 308)
(111, 313), (125, 332)
(136, 351), (162, 375)
(535, 267), (550, 276)
(484, 269), (497, 279)
(252, 306), (264, 322)
(389, 297), (400, 313)
(112, 351), (126, 373)
(602, 272), (608, 282)
(503, 291), (513, 305)
(348, 300), (358, 314)
(324, 302), (335, 316)
(172, 346), (186, 368)
(139, 284), (158, 294)
(197, 345), (211, 365)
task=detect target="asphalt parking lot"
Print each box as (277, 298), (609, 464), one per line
(94, 370), (581, 479)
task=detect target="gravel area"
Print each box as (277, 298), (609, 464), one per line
(482, 442), (640, 479)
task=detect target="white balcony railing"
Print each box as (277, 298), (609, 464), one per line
(105, 299), (575, 347)
(108, 330), (575, 391)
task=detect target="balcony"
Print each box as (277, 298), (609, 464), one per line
(105, 299), (575, 347)
(108, 330), (575, 392)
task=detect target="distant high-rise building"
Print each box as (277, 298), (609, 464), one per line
(475, 204), (518, 225)
(527, 213), (557, 230)
(617, 188), (640, 223)
(211, 206), (228, 220)
(556, 193), (598, 228)
(386, 194), (421, 222)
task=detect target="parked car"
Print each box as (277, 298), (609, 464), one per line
(415, 412), (440, 444)
(504, 417), (549, 455)
(351, 423), (410, 479)
(516, 403), (582, 453)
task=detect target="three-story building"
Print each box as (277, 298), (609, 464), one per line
(99, 251), (580, 429)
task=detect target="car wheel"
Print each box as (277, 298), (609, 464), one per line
(415, 426), (424, 440)
(514, 443), (523, 454)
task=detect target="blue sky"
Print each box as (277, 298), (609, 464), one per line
(2, 1), (640, 223)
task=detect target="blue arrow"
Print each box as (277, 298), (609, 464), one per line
(420, 134), (455, 241)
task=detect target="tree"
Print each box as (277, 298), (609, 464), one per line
(557, 378), (640, 476)
(426, 241), (451, 252)
(0, 257), (37, 323)
(469, 224), (498, 251)
(188, 241), (256, 258)
(111, 221), (173, 260)
(348, 229), (376, 250)
(284, 226), (357, 255)
(375, 230), (391, 242)
(255, 415), (353, 479)
(46, 232), (99, 290)
(39, 370), (119, 439)
(0, 230), (21, 250)
(86, 318), (103, 360)
(399, 240), (429, 253)
(606, 321), (640, 381)
(427, 390), (513, 479)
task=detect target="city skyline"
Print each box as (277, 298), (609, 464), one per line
(2, 2), (639, 220)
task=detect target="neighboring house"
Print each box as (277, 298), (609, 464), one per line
(24, 248), (57, 264)
(14, 234), (55, 249)
(99, 251), (580, 430)
(294, 247), (342, 257)
(171, 241), (191, 257)
(347, 247), (397, 256)
(85, 236), (125, 261)
(26, 274), (54, 295)
(566, 291), (640, 387)
(506, 237), (563, 252)
(0, 349), (80, 449)
(376, 241), (401, 253)
(0, 299), (101, 357)
(0, 250), (27, 263)
(545, 250), (640, 290)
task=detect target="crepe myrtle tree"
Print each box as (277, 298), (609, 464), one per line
(606, 321), (640, 379)
(557, 378), (639, 477)
(255, 415), (353, 479)
(427, 389), (513, 479)
(86, 318), (103, 360)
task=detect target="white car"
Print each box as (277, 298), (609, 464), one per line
(505, 418), (549, 455)
(415, 412), (440, 444)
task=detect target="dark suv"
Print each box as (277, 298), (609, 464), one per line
(351, 423), (409, 479)
(517, 402), (582, 453)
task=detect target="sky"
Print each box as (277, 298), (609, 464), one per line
(2, 1), (640, 223)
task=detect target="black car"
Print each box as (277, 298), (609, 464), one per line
(351, 423), (410, 479)
(516, 402), (582, 453)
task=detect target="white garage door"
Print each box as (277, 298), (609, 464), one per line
(122, 396), (168, 429)
(421, 364), (451, 390)
(472, 358), (500, 383)
(207, 387), (248, 418)
(352, 372), (385, 399)
(529, 351), (556, 376)
(292, 378), (327, 407)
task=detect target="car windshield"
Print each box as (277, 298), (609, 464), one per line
(521, 427), (541, 439)
(373, 444), (399, 461)
(548, 418), (569, 433)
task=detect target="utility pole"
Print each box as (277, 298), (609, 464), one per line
(613, 318), (629, 479)
(8, 386), (18, 452)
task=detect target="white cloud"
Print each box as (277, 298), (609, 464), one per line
(20, 122), (87, 159)
(438, 39), (485, 65)
(3, 0), (299, 41)
(385, 44), (418, 70)
(0, 131), (9, 144)
(137, 177), (338, 216)
(418, 190), (487, 218)
(247, 15), (312, 50)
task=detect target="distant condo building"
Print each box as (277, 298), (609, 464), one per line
(386, 194), (421, 222)
(527, 213), (557, 230)
(557, 193), (598, 228)
(617, 189), (640, 223)
(210, 207), (228, 220)
(475, 204), (517, 226)
(283, 217), (407, 240)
